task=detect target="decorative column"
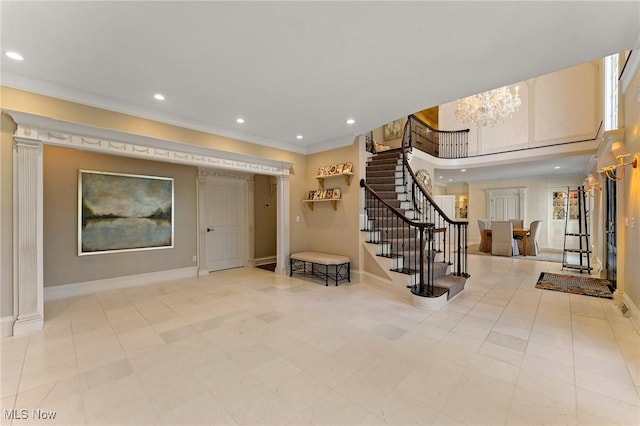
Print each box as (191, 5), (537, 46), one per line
(13, 138), (44, 335)
(275, 172), (290, 275)
(196, 170), (208, 276)
(247, 176), (255, 266)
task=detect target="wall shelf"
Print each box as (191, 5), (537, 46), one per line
(303, 199), (339, 211)
(314, 172), (353, 188)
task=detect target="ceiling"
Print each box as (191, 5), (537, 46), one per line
(1, 2), (639, 155)
(434, 154), (596, 186)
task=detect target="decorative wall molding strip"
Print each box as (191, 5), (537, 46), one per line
(5, 110), (293, 176)
(44, 267), (198, 301)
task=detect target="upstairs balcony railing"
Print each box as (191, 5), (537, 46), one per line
(365, 115), (469, 158)
(404, 114), (470, 159)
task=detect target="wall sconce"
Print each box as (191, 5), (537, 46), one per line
(586, 174), (600, 194)
(597, 141), (638, 181)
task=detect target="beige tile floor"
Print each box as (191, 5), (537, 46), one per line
(1, 254), (639, 425)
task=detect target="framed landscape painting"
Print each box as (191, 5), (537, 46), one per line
(78, 170), (174, 255)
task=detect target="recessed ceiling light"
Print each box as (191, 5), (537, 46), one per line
(5, 51), (24, 61)
(554, 166), (561, 169)
(346, 118), (355, 125)
(296, 135), (303, 140)
(236, 118), (245, 124)
(461, 169), (466, 172)
(153, 93), (165, 101)
(448, 179), (453, 182)
(439, 176), (443, 179)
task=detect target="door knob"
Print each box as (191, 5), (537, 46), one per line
(207, 227), (214, 232)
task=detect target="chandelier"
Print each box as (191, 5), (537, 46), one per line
(455, 85), (521, 127)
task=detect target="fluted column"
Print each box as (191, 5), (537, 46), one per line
(13, 139), (44, 335)
(247, 176), (255, 266)
(275, 173), (290, 275)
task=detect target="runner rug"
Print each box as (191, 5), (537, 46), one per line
(536, 272), (614, 299)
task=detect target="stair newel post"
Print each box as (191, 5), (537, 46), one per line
(418, 226), (425, 296)
(456, 223), (462, 276)
(427, 225), (434, 296)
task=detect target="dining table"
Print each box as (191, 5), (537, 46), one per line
(481, 228), (530, 256)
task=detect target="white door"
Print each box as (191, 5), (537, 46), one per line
(486, 188), (525, 221)
(206, 179), (244, 271)
(492, 194), (520, 220)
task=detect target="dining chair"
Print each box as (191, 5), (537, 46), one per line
(477, 219), (491, 252)
(491, 221), (519, 256)
(518, 220), (542, 256)
(509, 218), (524, 229)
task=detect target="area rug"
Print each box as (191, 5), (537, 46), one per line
(535, 272), (614, 299)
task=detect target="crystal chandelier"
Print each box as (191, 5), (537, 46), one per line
(455, 85), (521, 127)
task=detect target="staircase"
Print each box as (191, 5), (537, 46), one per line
(361, 149), (468, 302)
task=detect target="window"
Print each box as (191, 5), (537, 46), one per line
(604, 54), (619, 131)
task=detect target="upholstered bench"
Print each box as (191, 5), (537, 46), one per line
(289, 252), (351, 286)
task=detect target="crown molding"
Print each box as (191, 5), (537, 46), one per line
(4, 109), (293, 176)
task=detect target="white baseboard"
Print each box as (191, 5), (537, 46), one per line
(1, 316), (15, 337)
(44, 266), (198, 300)
(622, 293), (640, 334)
(254, 256), (277, 266)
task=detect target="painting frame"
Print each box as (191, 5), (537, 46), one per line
(383, 119), (403, 141)
(78, 170), (174, 256)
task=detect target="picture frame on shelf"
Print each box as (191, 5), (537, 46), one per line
(343, 162), (353, 173)
(332, 188), (341, 199)
(325, 189), (334, 199)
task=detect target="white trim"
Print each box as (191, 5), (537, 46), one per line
(44, 266), (197, 300)
(622, 293), (640, 334)
(275, 175), (290, 275)
(411, 291), (448, 311)
(1, 316), (15, 337)
(4, 110), (293, 177)
(254, 256), (277, 266)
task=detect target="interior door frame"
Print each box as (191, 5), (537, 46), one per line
(197, 169), (254, 275)
(485, 187), (527, 222)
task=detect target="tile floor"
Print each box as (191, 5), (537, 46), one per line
(1, 255), (639, 425)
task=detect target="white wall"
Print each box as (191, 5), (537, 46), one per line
(440, 61), (602, 155)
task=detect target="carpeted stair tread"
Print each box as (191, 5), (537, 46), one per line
(433, 275), (467, 300)
(367, 183), (398, 192)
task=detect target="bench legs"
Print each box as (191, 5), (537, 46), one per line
(289, 259), (350, 286)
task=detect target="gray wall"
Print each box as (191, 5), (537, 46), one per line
(43, 146), (198, 286)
